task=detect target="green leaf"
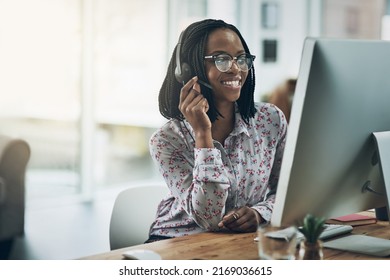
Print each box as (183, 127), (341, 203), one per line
(298, 214), (326, 243)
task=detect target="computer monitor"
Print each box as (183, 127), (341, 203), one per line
(271, 38), (390, 227)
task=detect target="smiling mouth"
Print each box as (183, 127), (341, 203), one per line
(221, 80), (241, 87)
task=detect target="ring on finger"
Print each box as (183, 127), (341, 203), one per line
(233, 213), (240, 220)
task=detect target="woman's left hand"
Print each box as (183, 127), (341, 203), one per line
(218, 206), (263, 233)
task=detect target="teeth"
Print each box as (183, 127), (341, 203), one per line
(222, 80), (241, 87)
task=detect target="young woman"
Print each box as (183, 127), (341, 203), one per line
(147, 19), (287, 242)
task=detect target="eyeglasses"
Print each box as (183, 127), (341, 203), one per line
(204, 53), (256, 73)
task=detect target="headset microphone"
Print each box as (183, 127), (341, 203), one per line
(174, 31), (212, 90)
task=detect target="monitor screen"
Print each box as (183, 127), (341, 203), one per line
(271, 38), (390, 226)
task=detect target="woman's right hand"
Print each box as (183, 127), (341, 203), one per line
(179, 77), (213, 148)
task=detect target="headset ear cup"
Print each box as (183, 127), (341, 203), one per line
(174, 65), (182, 83)
(175, 62), (192, 84)
(180, 62), (192, 84)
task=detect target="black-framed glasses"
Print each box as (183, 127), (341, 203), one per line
(204, 53), (256, 72)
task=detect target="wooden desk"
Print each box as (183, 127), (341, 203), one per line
(82, 216), (390, 260)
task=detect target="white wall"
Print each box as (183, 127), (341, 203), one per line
(238, 0), (322, 100)
(382, 15), (390, 39)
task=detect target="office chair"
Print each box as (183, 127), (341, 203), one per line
(109, 184), (167, 250)
(0, 135), (30, 241)
(0, 135), (30, 259)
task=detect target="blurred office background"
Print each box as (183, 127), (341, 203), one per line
(0, 0), (389, 259)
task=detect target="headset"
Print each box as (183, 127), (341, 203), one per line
(174, 31), (192, 85)
(174, 31), (212, 89)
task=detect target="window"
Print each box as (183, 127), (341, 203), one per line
(0, 0), (82, 201)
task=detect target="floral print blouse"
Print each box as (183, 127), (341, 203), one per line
(148, 102), (287, 237)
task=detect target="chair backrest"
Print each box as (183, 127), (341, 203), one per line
(109, 184), (167, 250)
(0, 135), (30, 241)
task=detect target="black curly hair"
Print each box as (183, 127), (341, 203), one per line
(158, 19), (256, 123)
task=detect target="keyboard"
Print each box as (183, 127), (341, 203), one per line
(254, 224), (353, 244)
(296, 224), (353, 244)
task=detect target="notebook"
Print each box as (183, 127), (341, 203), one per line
(326, 213), (377, 226)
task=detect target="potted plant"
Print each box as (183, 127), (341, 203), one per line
(298, 214), (326, 260)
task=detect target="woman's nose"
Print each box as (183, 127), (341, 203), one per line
(227, 59), (240, 73)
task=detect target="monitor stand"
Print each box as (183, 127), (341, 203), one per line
(373, 131), (390, 221)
